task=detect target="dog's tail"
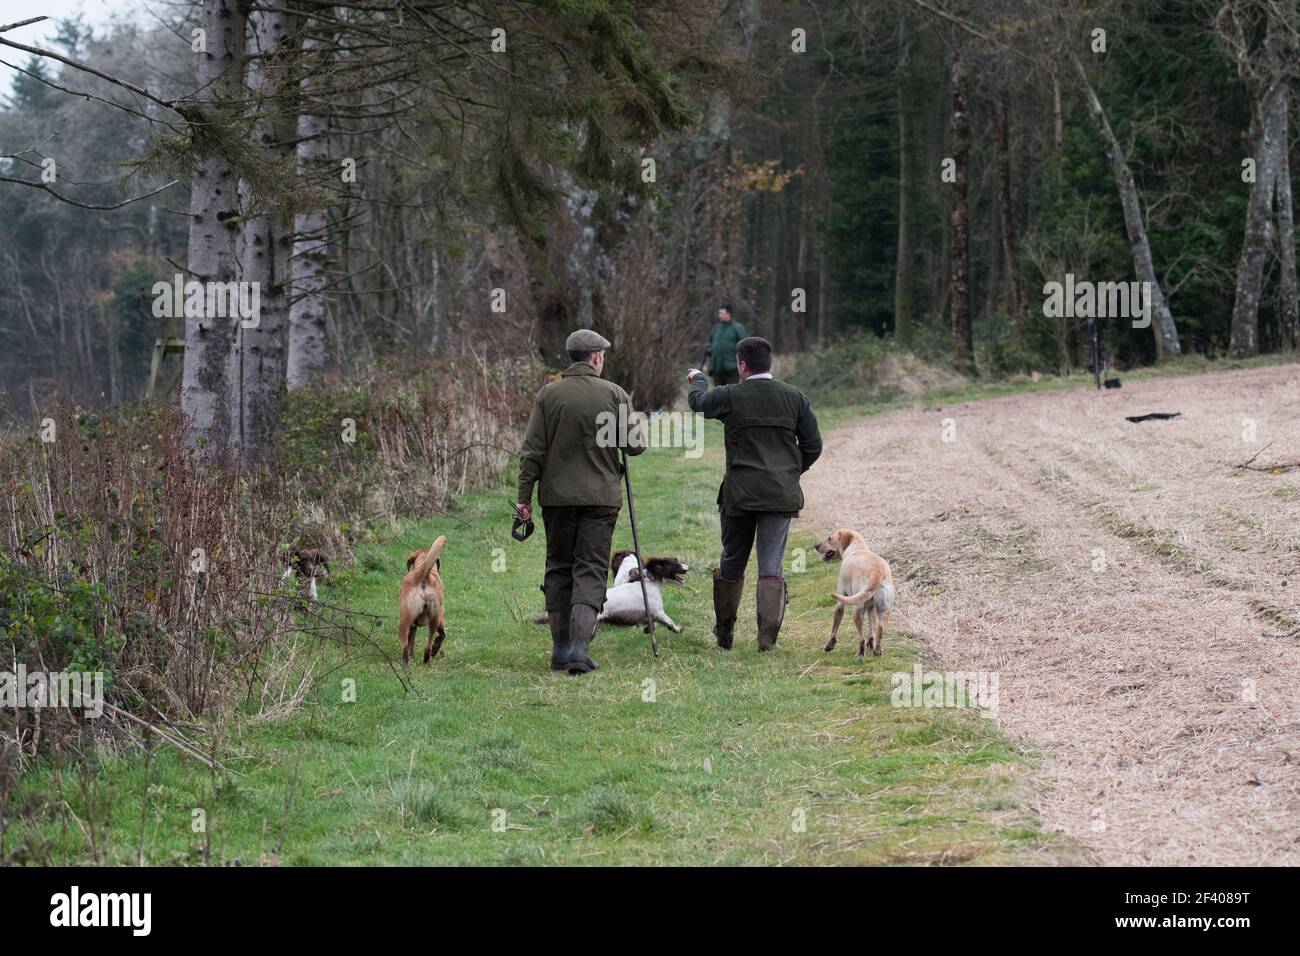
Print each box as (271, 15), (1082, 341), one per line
(830, 585), (875, 606)
(417, 535), (446, 581)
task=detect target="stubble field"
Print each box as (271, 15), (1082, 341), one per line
(805, 361), (1300, 864)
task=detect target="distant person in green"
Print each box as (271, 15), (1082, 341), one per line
(704, 304), (747, 387)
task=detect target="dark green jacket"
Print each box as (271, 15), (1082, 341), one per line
(687, 374), (822, 516)
(706, 320), (748, 374)
(518, 363), (647, 508)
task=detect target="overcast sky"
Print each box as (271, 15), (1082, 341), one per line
(1, 0), (146, 98)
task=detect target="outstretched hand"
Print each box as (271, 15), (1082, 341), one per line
(687, 368), (704, 382)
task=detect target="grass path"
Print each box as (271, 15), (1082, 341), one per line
(18, 417), (1058, 865)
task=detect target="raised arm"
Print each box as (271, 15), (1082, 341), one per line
(687, 371), (731, 419)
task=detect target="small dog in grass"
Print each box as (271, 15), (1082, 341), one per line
(282, 547), (329, 601)
(814, 529), (893, 657)
(398, 536), (447, 664)
(531, 550), (675, 625)
(598, 556), (690, 632)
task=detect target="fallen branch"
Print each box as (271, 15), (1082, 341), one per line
(1233, 441), (1300, 473)
(94, 699), (244, 777)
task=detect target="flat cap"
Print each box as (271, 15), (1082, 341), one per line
(565, 329), (611, 351)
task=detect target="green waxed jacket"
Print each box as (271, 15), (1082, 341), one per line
(687, 374), (822, 516)
(517, 363), (647, 508)
(706, 320), (748, 374)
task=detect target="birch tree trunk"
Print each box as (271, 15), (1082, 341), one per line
(1070, 52), (1181, 359)
(287, 21), (333, 389)
(701, 0), (760, 148)
(1231, 81), (1287, 356)
(558, 167), (600, 330)
(1279, 103), (1299, 350)
(237, 7), (300, 465)
(948, 46), (974, 374)
(181, 0), (250, 458)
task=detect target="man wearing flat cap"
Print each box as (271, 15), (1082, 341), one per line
(517, 329), (647, 674)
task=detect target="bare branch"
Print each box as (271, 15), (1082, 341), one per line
(0, 33), (177, 112)
(0, 175), (180, 210)
(0, 16), (48, 34)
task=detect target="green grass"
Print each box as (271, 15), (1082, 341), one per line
(11, 417), (1059, 866)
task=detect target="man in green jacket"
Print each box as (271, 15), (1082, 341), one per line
(704, 304), (748, 386)
(687, 336), (822, 651)
(517, 330), (647, 674)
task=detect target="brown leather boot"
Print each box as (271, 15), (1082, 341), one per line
(547, 610), (571, 671)
(712, 571), (744, 650)
(756, 576), (787, 651)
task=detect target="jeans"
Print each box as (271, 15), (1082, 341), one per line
(719, 512), (791, 579)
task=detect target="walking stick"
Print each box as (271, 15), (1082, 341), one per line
(621, 449), (658, 657)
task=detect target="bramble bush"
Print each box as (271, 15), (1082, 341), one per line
(2, 352), (541, 756)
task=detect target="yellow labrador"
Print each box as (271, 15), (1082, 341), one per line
(813, 529), (893, 657)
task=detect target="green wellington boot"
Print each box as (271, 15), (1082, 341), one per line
(566, 603), (600, 674)
(756, 576), (787, 651)
(712, 571), (745, 650)
(548, 610), (572, 671)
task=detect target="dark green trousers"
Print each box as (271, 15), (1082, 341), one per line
(710, 369), (740, 387)
(541, 505), (620, 612)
